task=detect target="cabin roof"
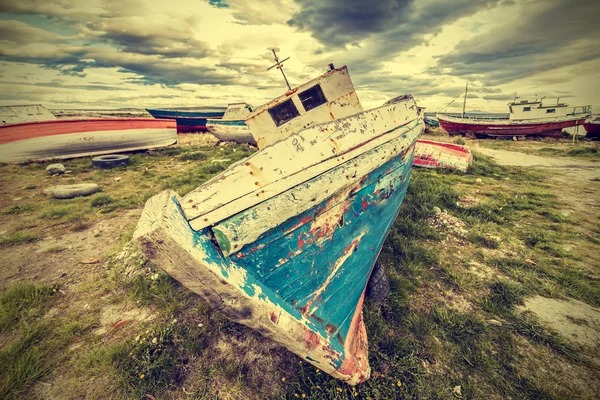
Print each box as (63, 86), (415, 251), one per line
(248, 66), (348, 117)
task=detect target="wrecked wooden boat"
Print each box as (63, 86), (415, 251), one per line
(438, 98), (591, 138)
(413, 140), (473, 172)
(134, 64), (424, 385)
(0, 118), (177, 163)
(206, 102), (255, 144)
(146, 107), (226, 133)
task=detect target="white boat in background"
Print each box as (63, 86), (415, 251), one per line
(0, 104), (56, 124)
(206, 102), (255, 144)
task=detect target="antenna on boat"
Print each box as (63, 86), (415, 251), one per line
(267, 49), (292, 91)
(462, 81), (469, 118)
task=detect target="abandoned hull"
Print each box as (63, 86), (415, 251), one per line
(146, 108), (226, 133)
(584, 118), (600, 139)
(413, 139), (473, 172)
(206, 120), (255, 145)
(0, 118), (177, 163)
(437, 114), (587, 137)
(134, 95), (423, 385)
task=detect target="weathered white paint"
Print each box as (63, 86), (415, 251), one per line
(413, 140), (473, 172)
(508, 99), (590, 121)
(213, 125), (421, 256)
(246, 67), (364, 149)
(133, 190), (369, 385)
(0, 128), (177, 163)
(182, 96), (420, 230)
(207, 102), (256, 144)
(0, 104), (56, 124)
(222, 102), (254, 119)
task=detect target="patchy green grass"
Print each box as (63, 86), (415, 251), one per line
(0, 231), (41, 247)
(1, 141), (599, 399)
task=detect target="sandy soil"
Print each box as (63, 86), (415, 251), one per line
(521, 296), (600, 349)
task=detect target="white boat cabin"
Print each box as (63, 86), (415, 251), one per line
(508, 99), (591, 121)
(245, 65), (363, 148)
(222, 102), (254, 120)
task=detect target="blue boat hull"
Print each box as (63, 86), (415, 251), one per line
(146, 109), (226, 133)
(134, 141), (416, 384)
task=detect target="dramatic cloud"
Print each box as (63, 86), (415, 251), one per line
(0, 0), (598, 111)
(432, 0), (600, 85)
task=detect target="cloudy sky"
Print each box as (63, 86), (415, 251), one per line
(0, 0), (598, 113)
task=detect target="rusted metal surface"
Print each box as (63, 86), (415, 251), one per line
(413, 139), (473, 172)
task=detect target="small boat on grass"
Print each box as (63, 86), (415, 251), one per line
(133, 63), (424, 385)
(414, 140), (473, 172)
(584, 115), (600, 140)
(0, 118), (177, 163)
(206, 102), (255, 144)
(424, 115), (439, 128)
(146, 107), (226, 133)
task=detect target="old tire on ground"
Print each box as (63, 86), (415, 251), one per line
(366, 261), (389, 303)
(51, 183), (101, 199)
(92, 154), (129, 169)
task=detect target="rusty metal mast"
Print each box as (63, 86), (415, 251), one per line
(267, 49), (291, 91)
(462, 81), (469, 118)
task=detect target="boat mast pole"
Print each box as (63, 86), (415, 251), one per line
(462, 81), (469, 118)
(267, 49), (292, 91)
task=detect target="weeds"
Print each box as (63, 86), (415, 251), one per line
(0, 231), (40, 247)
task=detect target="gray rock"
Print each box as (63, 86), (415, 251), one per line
(46, 163), (65, 175)
(46, 183), (101, 199)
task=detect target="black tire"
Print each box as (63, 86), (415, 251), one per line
(92, 154), (130, 169)
(366, 261), (389, 303)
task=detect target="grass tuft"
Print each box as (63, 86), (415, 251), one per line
(0, 231), (41, 247)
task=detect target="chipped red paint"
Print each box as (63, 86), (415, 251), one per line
(270, 311), (278, 323)
(303, 329), (322, 350)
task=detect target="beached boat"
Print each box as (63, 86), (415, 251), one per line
(438, 98), (591, 138)
(146, 107), (226, 133)
(133, 64), (424, 385)
(424, 116), (439, 128)
(0, 118), (177, 163)
(206, 103), (255, 144)
(584, 115), (600, 139)
(414, 140), (473, 172)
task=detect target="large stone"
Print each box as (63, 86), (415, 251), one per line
(46, 163), (65, 175)
(45, 183), (101, 199)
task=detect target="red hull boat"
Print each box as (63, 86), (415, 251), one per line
(0, 118), (177, 163)
(437, 116), (587, 138)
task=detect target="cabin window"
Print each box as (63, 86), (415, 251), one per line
(546, 109), (556, 113)
(268, 99), (300, 127)
(523, 107), (531, 111)
(298, 84), (327, 112)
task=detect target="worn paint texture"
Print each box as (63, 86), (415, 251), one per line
(0, 119), (177, 163)
(437, 113), (588, 137)
(133, 74), (423, 384)
(134, 143), (416, 385)
(413, 139), (473, 172)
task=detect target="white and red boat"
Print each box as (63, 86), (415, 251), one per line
(413, 140), (473, 172)
(0, 118), (177, 163)
(584, 115), (600, 139)
(437, 98), (591, 138)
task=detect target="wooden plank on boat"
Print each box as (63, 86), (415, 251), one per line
(212, 129), (419, 256)
(182, 98), (420, 229)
